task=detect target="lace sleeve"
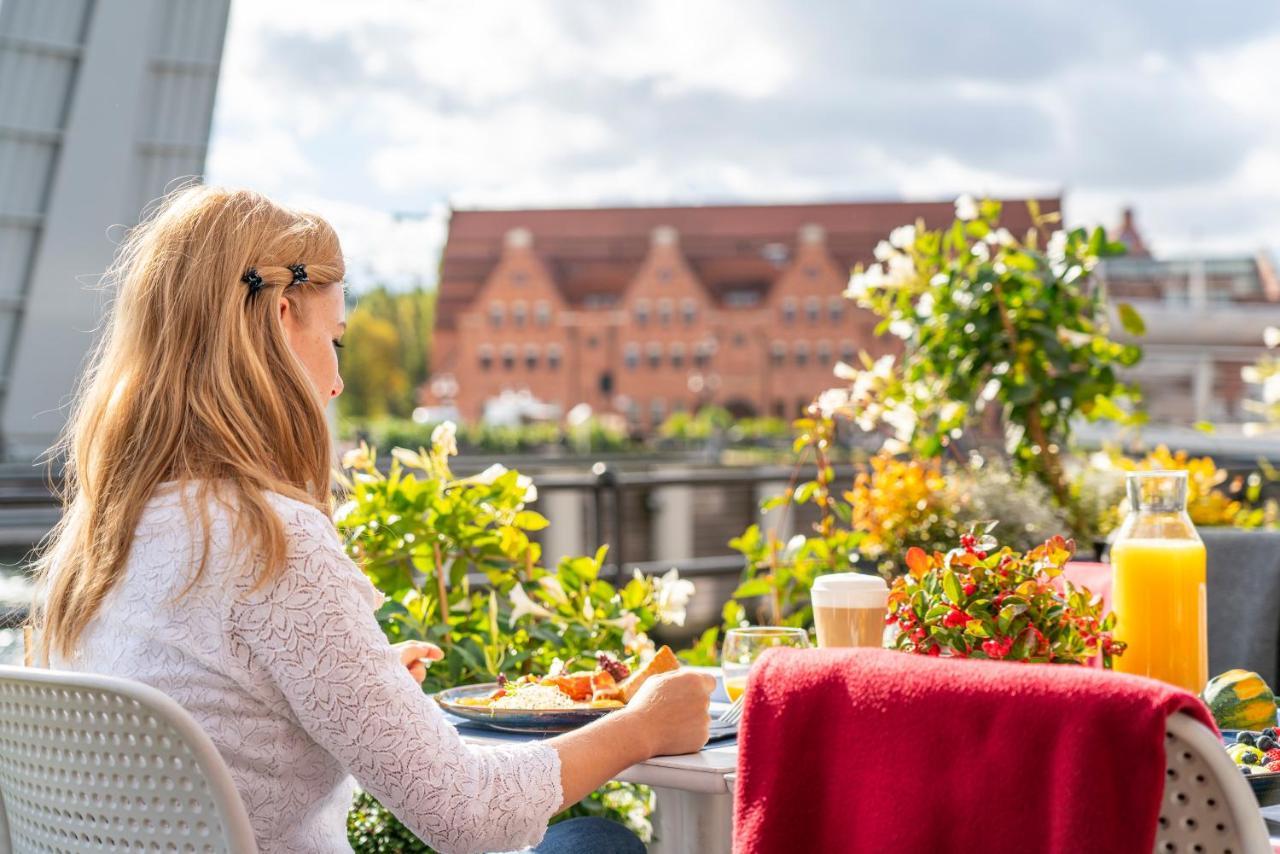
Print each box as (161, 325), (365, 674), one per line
(226, 501), (564, 854)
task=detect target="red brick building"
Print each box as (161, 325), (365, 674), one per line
(428, 199), (1059, 429)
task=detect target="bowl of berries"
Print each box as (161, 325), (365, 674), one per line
(1223, 727), (1280, 805)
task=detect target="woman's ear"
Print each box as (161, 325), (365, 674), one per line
(278, 295), (291, 327)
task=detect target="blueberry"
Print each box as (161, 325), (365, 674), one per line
(1265, 727), (1278, 740)
(1243, 753), (1262, 765)
(1239, 732), (1258, 746)
(1258, 736), (1277, 751)
(1242, 766), (1255, 775)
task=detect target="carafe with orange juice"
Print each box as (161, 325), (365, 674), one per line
(1110, 471), (1207, 693)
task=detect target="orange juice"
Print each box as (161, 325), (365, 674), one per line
(724, 675), (747, 702)
(1110, 538), (1207, 693)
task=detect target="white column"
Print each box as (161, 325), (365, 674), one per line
(651, 474), (694, 563)
(1192, 356), (1214, 422)
(753, 479), (791, 540)
(540, 486), (585, 568)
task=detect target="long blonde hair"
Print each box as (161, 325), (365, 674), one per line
(33, 185), (345, 662)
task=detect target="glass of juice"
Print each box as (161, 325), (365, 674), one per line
(1110, 470), (1207, 693)
(721, 626), (810, 702)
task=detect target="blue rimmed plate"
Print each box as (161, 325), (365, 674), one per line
(434, 683), (618, 733)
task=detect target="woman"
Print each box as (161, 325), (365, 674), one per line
(33, 186), (714, 853)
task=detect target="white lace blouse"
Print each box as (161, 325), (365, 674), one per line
(55, 483), (563, 853)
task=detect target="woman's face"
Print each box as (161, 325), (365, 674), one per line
(279, 284), (346, 405)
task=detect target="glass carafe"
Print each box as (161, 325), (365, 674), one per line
(1110, 471), (1207, 693)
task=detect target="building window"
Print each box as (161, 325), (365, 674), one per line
(733, 331), (746, 348)
(548, 344), (562, 371)
(489, 302), (504, 328)
(771, 341), (786, 368)
(796, 398), (809, 416)
(647, 341), (663, 369)
(501, 345), (516, 371)
(681, 298), (697, 325)
(794, 342), (810, 367)
(841, 341), (856, 364)
(524, 344), (539, 370)
(670, 342), (686, 368)
(805, 296), (821, 324)
(657, 267), (673, 283)
(694, 340), (715, 368)
(650, 397), (666, 424)
(828, 296), (844, 323)
(512, 300), (527, 329)
(805, 265), (820, 279)
(772, 399), (786, 418)
(817, 340), (832, 365)
(725, 289), (761, 308)
(535, 300), (552, 328)
(781, 298), (797, 325)
(587, 335), (599, 349)
(634, 299), (650, 327)
(624, 343), (640, 370)
(478, 345), (493, 372)
(658, 298), (673, 327)
(510, 271), (528, 285)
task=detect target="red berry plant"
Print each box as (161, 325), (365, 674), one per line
(886, 524), (1125, 667)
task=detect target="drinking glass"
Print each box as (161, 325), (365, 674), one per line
(721, 626), (810, 702)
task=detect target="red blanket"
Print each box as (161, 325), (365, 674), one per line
(733, 647), (1216, 854)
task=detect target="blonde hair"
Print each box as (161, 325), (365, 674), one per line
(32, 185), (345, 662)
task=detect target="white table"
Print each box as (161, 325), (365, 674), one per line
(460, 731), (737, 852)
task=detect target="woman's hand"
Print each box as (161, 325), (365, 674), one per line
(392, 640), (444, 684)
(619, 670), (716, 757)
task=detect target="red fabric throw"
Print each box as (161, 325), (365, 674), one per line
(733, 647), (1217, 854)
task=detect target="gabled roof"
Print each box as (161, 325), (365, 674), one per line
(436, 198), (1062, 330)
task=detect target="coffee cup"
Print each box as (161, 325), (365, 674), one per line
(811, 573), (890, 648)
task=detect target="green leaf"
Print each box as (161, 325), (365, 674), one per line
(942, 570), (962, 604)
(513, 510), (550, 531)
(1117, 302), (1145, 336)
(734, 579), (774, 599)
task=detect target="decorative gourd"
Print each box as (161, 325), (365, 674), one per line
(1203, 669), (1277, 731)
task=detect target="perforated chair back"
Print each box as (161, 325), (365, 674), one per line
(0, 665), (257, 853)
(1158, 712), (1270, 854)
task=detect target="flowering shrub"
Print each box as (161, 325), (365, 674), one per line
(1107, 445), (1271, 530)
(337, 424), (687, 847)
(836, 196), (1143, 535)
(847, 452), (957, 568)
(886, 528), (1124, 666)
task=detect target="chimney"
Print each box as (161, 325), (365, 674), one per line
(1111, 207), (1151, 258)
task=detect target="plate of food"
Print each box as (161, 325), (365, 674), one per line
(435, 646), (680, 733)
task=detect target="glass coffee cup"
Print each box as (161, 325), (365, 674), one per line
(810, 573), (890, 648)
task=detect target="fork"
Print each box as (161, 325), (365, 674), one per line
(716, 693), (747, 727)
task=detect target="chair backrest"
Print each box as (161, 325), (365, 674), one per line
(0, 665), (258, 853)
(1158, 712), (1270, 854)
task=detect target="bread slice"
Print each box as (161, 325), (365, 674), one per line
(619, 645), (680, 703)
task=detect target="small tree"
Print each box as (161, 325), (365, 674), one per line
(842, 196), (1144, 534)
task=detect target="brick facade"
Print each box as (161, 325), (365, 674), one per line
(428, 199), (1057, 429)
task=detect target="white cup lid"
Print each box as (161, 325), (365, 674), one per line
(811, 572), (889, 607)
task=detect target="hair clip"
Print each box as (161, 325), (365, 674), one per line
(288, 263), (308, 285)
(241, 267), (264, 296)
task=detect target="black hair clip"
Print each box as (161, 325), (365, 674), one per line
(241, 267), (264, 296)
(288, 263), (308, 285)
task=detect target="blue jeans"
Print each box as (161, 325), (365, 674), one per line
(532, 817), (645, 853)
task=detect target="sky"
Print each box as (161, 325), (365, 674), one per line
(205, 0), (1280, 291)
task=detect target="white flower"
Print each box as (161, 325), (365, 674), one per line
(1243, 365), (1262, 384)
(1057, 326), (1093, 348)
(652, 568), (696, 626)
(814, 387), (852, 418)
(1265, 327), (1280, 349)
(955, 194), (978, 221)
(889, 224), (916, 250)
(886, 253), (915, 284)
(341, 444), (373, 471)
(1046, 230), (1068, 263)
(431, 421), (458, 457)
(987, 227), (1015, 247)
(537, 574), (569, 606)
(833, 361), (859, 381)
(391, 447), (427, 470)
(466, 464), (537, 502)
(981, 378), (1002, 402)
(888, 320), (914, 339)
(781, 534), (806, 561)
(883, 401), (918, 441)
(605, 611), (645, 651)
(971, 241), (990, 263)
(516, 474), (537, 503)
(508, 583), (554, 625)
(916, 292), (935, 318)
(873, 240), (895, 262)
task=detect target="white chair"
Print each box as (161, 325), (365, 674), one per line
(0, 665), (257, 853)
(1159, 712), (1270, 854)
